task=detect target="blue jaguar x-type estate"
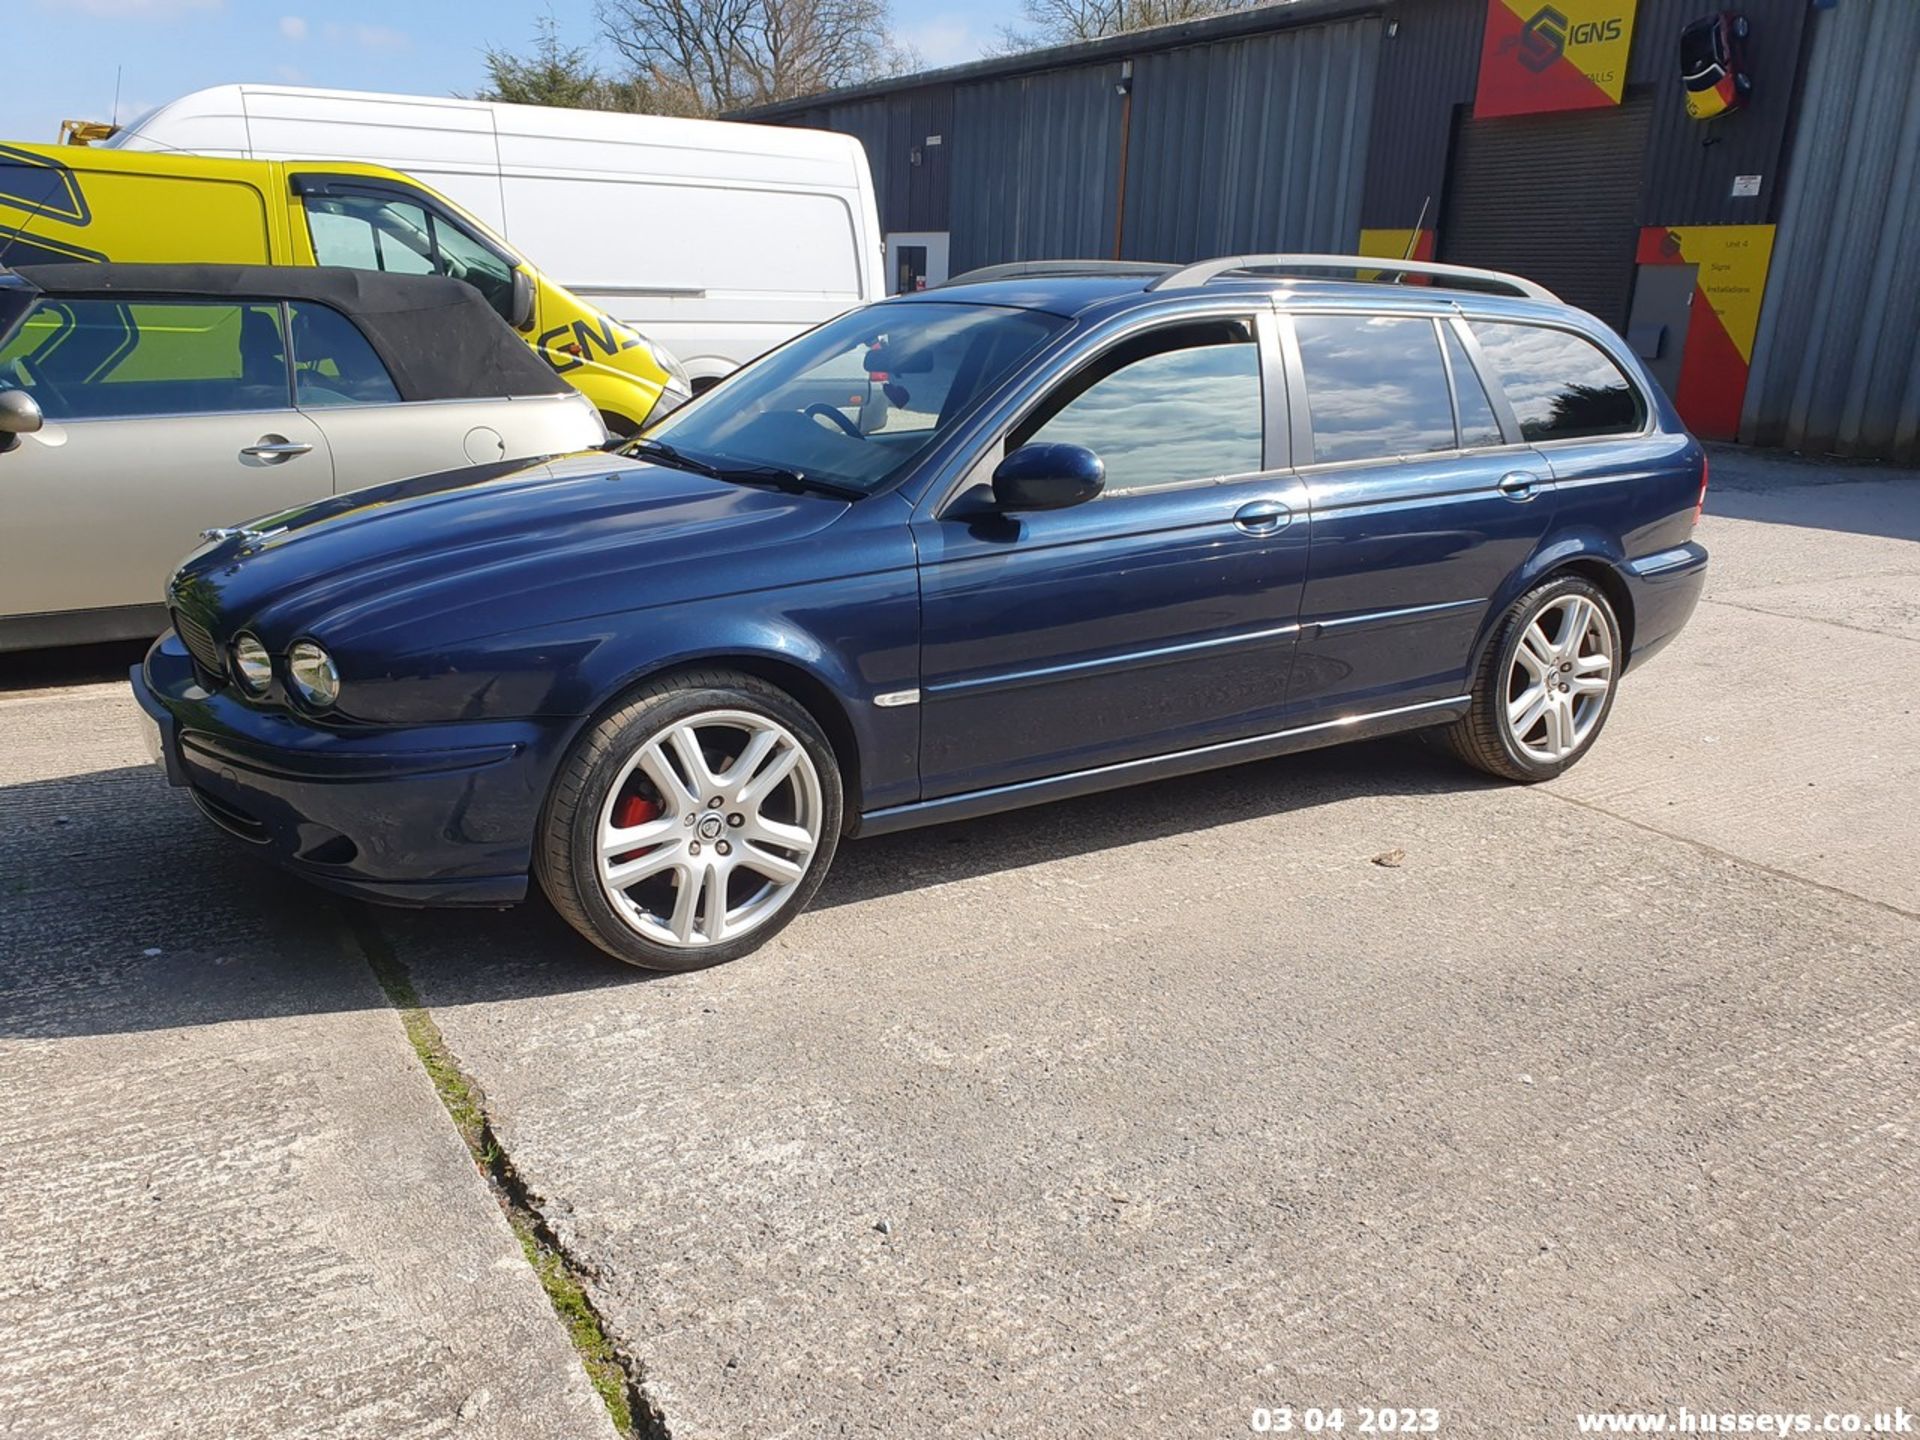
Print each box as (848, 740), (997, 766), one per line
(134, 255), (1710, 970)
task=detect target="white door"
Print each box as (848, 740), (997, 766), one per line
(0, 296), (333, 620)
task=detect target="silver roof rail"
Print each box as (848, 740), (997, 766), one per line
(939, 259), (1173, 288)
(1146, 253), (1559, 302)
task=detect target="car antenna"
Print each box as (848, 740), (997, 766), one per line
(1393, 195), (1432, 283)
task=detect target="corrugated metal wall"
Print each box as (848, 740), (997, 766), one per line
(1361, 0), (1482, 230)
(776, 85), (954, 234)
(949, 65), (1129, 273)
(1120, 16), (1381, 259)
(1742, 0), (1920, 461)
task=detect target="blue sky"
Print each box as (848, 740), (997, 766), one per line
(5, 0), (1018, 143)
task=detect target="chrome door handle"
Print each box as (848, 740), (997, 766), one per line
(241, 439), (313, 461)
(1233, 499), (1292, 535)
(1497, 470), (1540, 501)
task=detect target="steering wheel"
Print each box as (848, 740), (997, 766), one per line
(803, 402), (864, 439)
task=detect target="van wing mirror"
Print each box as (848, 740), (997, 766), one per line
(510, 269), (535, 331)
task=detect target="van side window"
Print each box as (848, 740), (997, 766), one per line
(1294, 314), (1457, 464)
(1442, 325), (1506, 448)
(1467, 321), (1645, 441)
(288, 303), (401, 407)
(306, 193), (516, 322)
(1013, 318), (1262, 493)
(0, 299), (290, 419)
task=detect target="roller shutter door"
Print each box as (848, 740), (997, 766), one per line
(1439, 93), (1652, 330)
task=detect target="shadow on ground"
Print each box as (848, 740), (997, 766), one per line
(0, 735), (1496, 1039)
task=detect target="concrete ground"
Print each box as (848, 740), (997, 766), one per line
(0, 448), (1914, 1439)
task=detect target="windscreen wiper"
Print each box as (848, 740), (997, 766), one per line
(711, 465), (865, 502)
(627, 440), (861, 500)
(626, 438), (724, 476)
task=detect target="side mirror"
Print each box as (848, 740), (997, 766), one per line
(991, 442), (1105, 511)
(0, 390), (43, 451)
(509, 269), (535, 331)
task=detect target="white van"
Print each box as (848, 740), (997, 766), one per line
(104, 84), (884, 387)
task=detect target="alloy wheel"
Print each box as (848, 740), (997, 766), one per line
(1505, 593), (1615, 764)
(593, 708), (823, 949)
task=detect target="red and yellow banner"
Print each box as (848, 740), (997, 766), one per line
(1636, 224), (1776, 440)
(1475, 0), (1639, 118)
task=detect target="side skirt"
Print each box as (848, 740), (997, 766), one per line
(0, 602), (167, 654)
(852, 695), (1472, 838)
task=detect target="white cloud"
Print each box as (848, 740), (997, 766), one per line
(279, 14), (307, 41)
(55, 0), (221, 14)
(275, 64), (310, 84)
(320, 20), (409, 53)
(896, 15), (984, 67)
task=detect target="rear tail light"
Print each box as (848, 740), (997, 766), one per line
(1693, 454), (1709, 526)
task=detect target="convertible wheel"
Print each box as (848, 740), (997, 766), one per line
(538, 670), (842, 970)
(1442, 575), (1621, 783)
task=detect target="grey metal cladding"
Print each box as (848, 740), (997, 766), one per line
(1361, 0), (1484, 230)
(1120, 16), (1383, 260)
(950, 65), (1127, 273)
(1742, 0), (1920, 462)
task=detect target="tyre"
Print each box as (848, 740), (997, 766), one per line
(1732, 15), (1750, 40)
(538, 670), (843, 970)
(1442, 575), (1622, 783)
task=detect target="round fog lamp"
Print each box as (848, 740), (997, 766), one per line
(232, 633), (273, 695)
(286, 641), (340, 708)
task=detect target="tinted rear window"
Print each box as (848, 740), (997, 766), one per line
(1295, 314), (1457, 464)
(1468, 321), (1645, 442)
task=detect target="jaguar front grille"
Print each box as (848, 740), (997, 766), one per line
(173, 608), (226, 684)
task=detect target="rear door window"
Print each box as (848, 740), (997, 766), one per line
(0, 298), (290, 418)
(1467, 321), (1646, 441)
(1442, 324), (1506, 448)
(1294, 314), (1457, 464)
(288, 302), (401, 407)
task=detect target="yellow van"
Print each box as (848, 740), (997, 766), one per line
(0, 141), (689, 433)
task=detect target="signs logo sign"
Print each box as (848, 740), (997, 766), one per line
(1475, 0), (1639, 117)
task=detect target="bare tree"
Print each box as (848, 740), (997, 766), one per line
(597, 0), (916, 115)
(1000, 0), (1265, 49)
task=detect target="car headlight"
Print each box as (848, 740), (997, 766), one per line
(286, 640), (340, 709)
(231, 633), (273, 695)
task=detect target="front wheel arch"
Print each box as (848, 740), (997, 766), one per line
(573, 653), (865, 834)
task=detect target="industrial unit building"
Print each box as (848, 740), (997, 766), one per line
(737, 0), (1920, 461)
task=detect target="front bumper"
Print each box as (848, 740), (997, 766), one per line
(134, 631), (564, 907)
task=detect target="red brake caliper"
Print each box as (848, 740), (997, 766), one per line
(610, 793), (661, 864)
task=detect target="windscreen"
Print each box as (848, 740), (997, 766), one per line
(638, 301), (1068, 495)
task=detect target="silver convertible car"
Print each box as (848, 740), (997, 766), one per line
(0, 263), (605, 651)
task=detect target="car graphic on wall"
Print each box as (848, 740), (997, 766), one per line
(1681, 11), (1752, 121)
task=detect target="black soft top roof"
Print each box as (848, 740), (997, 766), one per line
(8, 263), (574, 403)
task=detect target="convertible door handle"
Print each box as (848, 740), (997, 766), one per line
(1233, 499), (1292, 535)
(241, 439), (313, 461)
(1497, 470), (1541, 501)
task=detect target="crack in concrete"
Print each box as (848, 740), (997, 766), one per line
(340, 908), (674, 1440)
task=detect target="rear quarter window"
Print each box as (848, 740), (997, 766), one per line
(1468, 321), (1646, 442)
